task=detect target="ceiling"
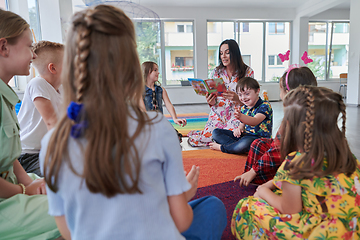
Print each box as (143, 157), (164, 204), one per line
(80, 0), (350, 9)
(134, 0), (350, 9)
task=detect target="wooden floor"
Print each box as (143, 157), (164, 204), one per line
(165, 101), (360, 158)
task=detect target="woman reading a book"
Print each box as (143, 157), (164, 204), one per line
(188, 39), (254, 147)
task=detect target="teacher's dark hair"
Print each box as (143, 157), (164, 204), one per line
(217, 39), (249, 79)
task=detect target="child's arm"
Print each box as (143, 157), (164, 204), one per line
(54, 216), (71, 240)
(33, 97), (57, 130)
(168, 193), (193, 233)
(256, 181), (302, 214)
(162, 88), (187, 127)
(0, 160), (47, 198)
(234, 107), (266, 127)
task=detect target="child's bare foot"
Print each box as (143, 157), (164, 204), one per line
(209, 142), (221, 151)
(234, 168), (257, 187)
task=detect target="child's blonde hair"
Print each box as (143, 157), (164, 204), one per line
(32, 40), (64, 74)
(0, 9), (29, 44)
(44, 5), (146, 197)
(281, 86), (356, 179)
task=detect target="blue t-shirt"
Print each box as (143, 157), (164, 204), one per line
(241, 98), (272, 138)
(40, 111), (190, 240)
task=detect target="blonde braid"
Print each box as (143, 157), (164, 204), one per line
(303, 87), (315, 153)
(74, 13), (92, 103)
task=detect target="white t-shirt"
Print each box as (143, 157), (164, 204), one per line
(18, 76), (62, 154)
(40, 111), (191, 240)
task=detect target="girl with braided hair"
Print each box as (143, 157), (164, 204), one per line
(0, 9), (60, 239)
(40, 4), (226, 240)
(231, 86), (360, 239)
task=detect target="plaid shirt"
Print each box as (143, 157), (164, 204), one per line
(244, 131), (282, 185)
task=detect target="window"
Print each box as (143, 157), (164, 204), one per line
(308, 21), (349, 80)
(207, 21), (290, 82)
(207, 21), (235, 77)
(177, 25), (184, 33)
(242, 23), (249, 33)
(135, 20), (162, 83)
(265, 22), (290, 81)
(164, 21), (195, 85)
(0, 0), (7, 9)
(28, 0), (42, 42)
(269, 22), (285, 34)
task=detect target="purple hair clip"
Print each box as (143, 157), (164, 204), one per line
(285, 64), (301, 91)
(67, 101), (88, 138)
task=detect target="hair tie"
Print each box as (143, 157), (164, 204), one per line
(67, 101), (88, 138)
(285, 64), (301, 91)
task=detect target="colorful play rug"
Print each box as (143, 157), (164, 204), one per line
(182, 149), (256, 240)
(165, 112), (208, 136)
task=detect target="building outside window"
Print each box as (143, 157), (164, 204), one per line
(269, 22), (285, 34)
(308, 21), (349, 80)
(164, 21), (195, 85)
(242, 23), (249, 33)
(0, 0), (7, 9)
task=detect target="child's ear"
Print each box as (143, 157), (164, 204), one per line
(256, 88), (261, 95)
(48, 63), (56, 74)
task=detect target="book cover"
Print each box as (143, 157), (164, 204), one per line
(188, 78), (226, 96)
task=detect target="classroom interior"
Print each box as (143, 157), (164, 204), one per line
(2, 0), (360, 158)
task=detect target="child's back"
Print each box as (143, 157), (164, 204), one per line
(41, 111), (188, 239)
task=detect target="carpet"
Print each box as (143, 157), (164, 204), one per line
(165, 113), (208, 136)
(182, 149), (256, 239)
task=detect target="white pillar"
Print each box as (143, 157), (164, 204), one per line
(347, 0), (360, 105)
(194, 17), (208, 79)
(292, 16), (309, 65)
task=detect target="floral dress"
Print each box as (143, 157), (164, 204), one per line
(187, 67), (254, 147)
(232, 151), (360, 240)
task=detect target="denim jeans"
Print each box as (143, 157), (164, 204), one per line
(182, 196), (227, 240)
(212, 128), (260, 154)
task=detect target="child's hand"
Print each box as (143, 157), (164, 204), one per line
(234, 107), (242, 120)
(26, 178), (47, 195)
(234, 168), (256, 187)
(185, 165), (200, 202)
(233, 127), (243, 138)
(206, 92), (216, 106)
(174, 118), (187, 127)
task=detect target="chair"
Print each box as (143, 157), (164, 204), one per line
(339, 73), (347, 99)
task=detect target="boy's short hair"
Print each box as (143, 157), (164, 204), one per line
(236, 77), (260, 92)
(32, 40), (64, 74)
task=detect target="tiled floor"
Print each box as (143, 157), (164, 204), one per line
(165, 101), (360, 158)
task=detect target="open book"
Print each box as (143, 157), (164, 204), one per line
(188, 78), (226, 96)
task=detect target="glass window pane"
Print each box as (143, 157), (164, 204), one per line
(239, 22), (263, 81)
(268, 56), (275, 65)
(265, 22), (290, 82)
(268, 23), (275, 34)
(308, 22), (327, 80)
(27, 0), (41, 42)
(277, 23), (285, 33)
(164, 21), (194, 85)
(0, 0), (7, 9)
(243, 23), (249, 33)
(135, 21), (162, 83)
(329, 22), (349, 78)
(177, 25), (184, 33)
(186, 25), (193, 33)
(207, 21), (235, 77)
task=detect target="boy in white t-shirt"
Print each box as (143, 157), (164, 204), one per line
(18, 41), (64, 176)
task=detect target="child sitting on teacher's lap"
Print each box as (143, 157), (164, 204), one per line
(210, 77), (272, 154)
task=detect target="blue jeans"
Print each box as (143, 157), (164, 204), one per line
(182, 196), (227, 240)
(212, 128), (260, 154)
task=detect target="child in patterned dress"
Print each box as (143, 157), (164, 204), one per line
(232, 86), (360, 239)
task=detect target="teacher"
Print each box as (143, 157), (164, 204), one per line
(188, 39), (254, 147)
